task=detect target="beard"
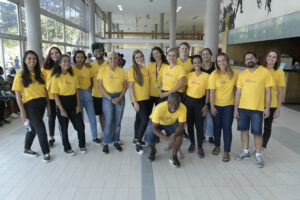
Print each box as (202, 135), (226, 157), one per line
(95, 55), (103, 60)
(247, 62), (256, 68)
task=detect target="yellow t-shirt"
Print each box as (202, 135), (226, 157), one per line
(161, 65), (186, 92)
(127, 66), (150, 102)
(97, 66), (126, 93)
(237, 66), (275, 111)
(147, 62), (167, 97)
(150, 101), (187, 125)
(208, 69), (238, 106)
(12, 72), (46, 103)
(50, 73), (79, 96)
(269, 68), (285, 108)
(41, 67), (55, 100)
(90, 61), (108, 98)
(186, 72), (209, 99)
(72, 65), (93, 90)
(177, 57), (194, 74)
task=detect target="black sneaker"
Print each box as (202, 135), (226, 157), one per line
(65, 149), (75, 156)
(80, 147), (87, 154)
(208, 137), (215, 145)
(169, 154), (181, 168)
(148, 149), (157, 161)
(43, 154), (51, 163)
(103, 145), (109, 154)
(49, 139), (55, 147)
(93, 138), (102, 145)
(136, 144), (144, 155)
(24, 149), (38, 157)
(140, 141), (146, 146)
(114, 143), (123, 152)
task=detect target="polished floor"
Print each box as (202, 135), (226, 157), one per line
(1, 94), (300, 200)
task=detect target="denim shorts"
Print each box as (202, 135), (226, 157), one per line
(145, 119), (184, 144)
(237, 108), (263, 135)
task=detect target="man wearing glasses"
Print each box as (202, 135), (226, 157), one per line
(234, 52), (274, 168)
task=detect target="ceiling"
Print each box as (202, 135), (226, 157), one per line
(95, 0), (207, 34)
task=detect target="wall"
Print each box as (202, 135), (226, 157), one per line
(227, 37), (300, 66)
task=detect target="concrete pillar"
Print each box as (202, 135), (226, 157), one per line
(151, 31), (154, 39)
(89, 0), (95, 49)
(120, 30), (124, 39)
(160, 13), (164, 48)
(204, 0), (221, 60)
(193, 25), (196, 40)
(107, 12), (112, 51)
(116, 24), (120, 39)
(24, 0), (43, 63)
(170, 0), (177, 48)
(155, 24), (158, 39)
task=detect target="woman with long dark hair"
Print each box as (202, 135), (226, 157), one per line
(147, 47), (168, 108)
(128, 50), (151, 154)
(50, 55), (86, 155)
(42, 47), (62, 147)
(12, 50), (51, 162)
(185, 55), (209, 158)
(72, 50), (100, 145)
(209, 52), (237, 162)
(262, 49), (285, 150)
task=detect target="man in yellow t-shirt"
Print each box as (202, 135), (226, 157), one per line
(145, 93), (186, 168)
(91, 42), (107, 135)
(234, 52), (274, 168)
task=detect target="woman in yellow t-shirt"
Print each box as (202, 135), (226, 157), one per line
(128, 50), (151, 154)
(42, 46), (62, 147)
(208, 52), (237, 162)
(12, 50), (51, 162)
(97, 52), (127, 154)
(262, 49), (285, 149)
(147, 46), (168, 108)
(50, 55), (86, 155)
(185, 55), (209, 158)
(160, 48), (186, 102)
(72, 50), (100, 145)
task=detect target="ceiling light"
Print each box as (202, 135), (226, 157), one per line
(118, 5), (123, 11)
(176, 6), (182, 13)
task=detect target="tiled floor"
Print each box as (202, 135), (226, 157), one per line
(1, 93), (300, 200)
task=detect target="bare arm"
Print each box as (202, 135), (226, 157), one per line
(234, 88), (242, 119)
(128, 81), (139, 112)
(210, 89), (217, 116)
(98, 79), (112, 100)
(15, 91), (26, 121)
(274, 86), (284, 118)
(264, 87), (272, 118)
(113, 80), (127, 104)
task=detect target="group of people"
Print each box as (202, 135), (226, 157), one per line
(11, 41), (284, 169)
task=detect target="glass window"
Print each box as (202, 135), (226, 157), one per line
(21, 7), (26, 35)
(41, 15), (48, 40)
(2, 39), (21, 74)
(0, 0), (19, 35)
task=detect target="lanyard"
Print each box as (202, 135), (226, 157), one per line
(155, 62), (162, 81)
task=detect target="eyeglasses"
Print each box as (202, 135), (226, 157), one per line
(245, 57), (256, 61)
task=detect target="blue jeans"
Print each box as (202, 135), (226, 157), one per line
(102, 93), (125, 144)
(204, 106), (214, 137)
(79, 89), (98, 140)
(237, 108), (263, 135)
(145, 119), (184, 144)
(212, 105), (234, 153)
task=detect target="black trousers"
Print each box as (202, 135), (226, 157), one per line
(56, 95), (85, 151)
(48, 99), (57, 137)
(184, 96), (206, 148)
(0, 98), (5, 121)
(263, 107), (276, 148)
(149, 96), (160, 112)
(133, 99), (152, 142)
(24, 98), (50, 154)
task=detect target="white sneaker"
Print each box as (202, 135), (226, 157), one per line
(10, 113), (19, 118)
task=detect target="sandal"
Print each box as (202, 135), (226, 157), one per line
(222, 152), (230, 162)
(212, 146), (220, 155)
